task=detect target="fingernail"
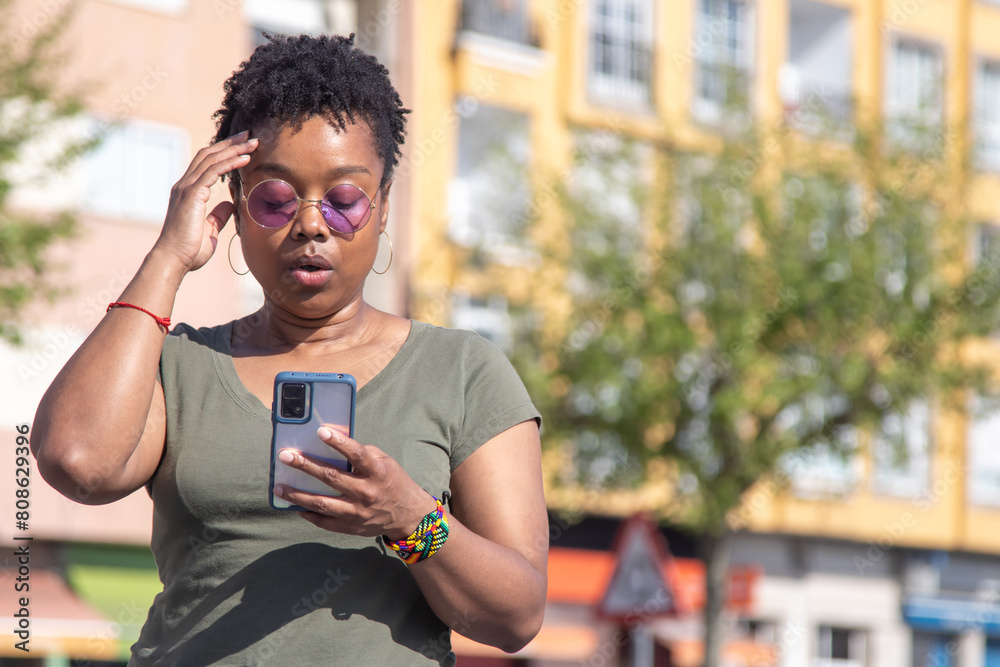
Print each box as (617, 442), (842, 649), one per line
(278, 450), (295, 464)
(246, 137), (259, 144)
(318, 427), (333, 440)
(274, 485), (285, 497)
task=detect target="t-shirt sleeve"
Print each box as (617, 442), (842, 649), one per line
(157, 322), (197, 386)
(450, 332), (541, 470)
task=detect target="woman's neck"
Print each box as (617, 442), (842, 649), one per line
(235, 297), (385, 353)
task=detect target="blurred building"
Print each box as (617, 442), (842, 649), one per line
(0, 0), (409, 663)
(9, 0), (1000, 666)
(400, 1), (1000, 667)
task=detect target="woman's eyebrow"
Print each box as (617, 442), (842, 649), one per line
(253, 162), (373, 180)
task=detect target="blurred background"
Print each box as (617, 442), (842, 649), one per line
(4, 0), (1000, 665)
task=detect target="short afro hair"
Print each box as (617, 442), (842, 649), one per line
(213, 33), (408, 187)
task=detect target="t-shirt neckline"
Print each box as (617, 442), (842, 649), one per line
(212, 319), (428, 419)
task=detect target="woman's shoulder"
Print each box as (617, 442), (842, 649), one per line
(161, 321), (235, 357)
(166, 321), (230, 337)
(400, 321), (526, 395)
(407, 319), (509, 361)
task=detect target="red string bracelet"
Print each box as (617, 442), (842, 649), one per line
(106, 302), (171, 329)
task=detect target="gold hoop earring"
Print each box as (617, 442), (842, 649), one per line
(372, 230), (393, 275)
(228, 233), (249, 276)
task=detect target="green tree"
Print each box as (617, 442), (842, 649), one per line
(514, 116), (1000, 665)
(0, 0), (93, 342)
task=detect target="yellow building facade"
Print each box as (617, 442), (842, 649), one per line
(403, 0), (1000, 559)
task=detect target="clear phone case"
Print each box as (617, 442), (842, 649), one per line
(269, 372), (356, 510)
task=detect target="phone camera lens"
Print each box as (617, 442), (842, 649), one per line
(280, 382), (307, 419)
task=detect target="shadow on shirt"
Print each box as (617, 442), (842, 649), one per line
(139, 541), (452, 665)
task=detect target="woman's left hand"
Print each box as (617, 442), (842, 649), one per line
(273, 426), (438, 539)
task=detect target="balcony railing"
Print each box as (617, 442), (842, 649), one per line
(588, 41), (653, 108)
(460, 0), (538, 47)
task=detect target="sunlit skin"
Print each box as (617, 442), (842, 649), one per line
(232, 117), (387, 322)
(225, 117), (416, 419)
(30, 116), (549, 653)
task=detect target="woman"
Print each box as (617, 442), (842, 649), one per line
(31, 34), (548, 665)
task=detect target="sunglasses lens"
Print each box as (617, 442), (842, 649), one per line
(321, 184), (373, 233)
(245, 180), (373, 232)
(247, 180), (298, 228)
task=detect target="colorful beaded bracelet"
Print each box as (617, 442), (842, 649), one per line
(383, 497), (450, 564)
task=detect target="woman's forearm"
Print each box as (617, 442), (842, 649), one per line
(31, 248), (186, 502)
(409, 516), (547, 653)
(274, 421), (550, 652)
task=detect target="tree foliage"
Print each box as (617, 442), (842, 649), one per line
(516, 119), (1000, 531)
(512, 115), (1000, 665)
(0, 0), (93, 342)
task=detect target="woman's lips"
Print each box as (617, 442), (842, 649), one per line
(289, 266), (333, 287)
(288, 255), (333, 287)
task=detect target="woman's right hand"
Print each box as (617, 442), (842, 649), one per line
(152, 130), (258, 273)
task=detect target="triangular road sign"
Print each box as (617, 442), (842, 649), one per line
(598, 514), (678, 622)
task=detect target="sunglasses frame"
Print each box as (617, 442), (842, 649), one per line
(237, 176), (381, 233)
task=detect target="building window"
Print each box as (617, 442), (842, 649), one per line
(777, 396), (860, 498)
(816, 626), (866, 667)
(871, 402), (930, 498)
(450, 291), (513, 352)
(460, 0), (537, 46)
(782, 0), (853, 132)
(977, 222), (1000, 265)
(448, 102), (531, 259)
(587, 0), (654, 108)
(968, 395), (1000, 506)
(976, 60), (1000, 171)
(85, 120), (188, 223)
(105, 0), (186, 14)
(244, 0), (328, 44)
(911, 631), (958, 667)
(735, 618), (776, 644)
(973, 223), (1000, 335)
(887, 38), (943, 148)
(693, 0), (754, 125)
(785, 438), (861, 499)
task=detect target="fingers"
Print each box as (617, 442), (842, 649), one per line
(275, 429), (434, 538)
(171, 133), (257, 210)
(272, 483), (373, 535)
(155, 133), (258, 272)
(180, 138), (256, 199)
(276, 447), (356, 494)
(274, 479), (353, 515)
(317, 426), (373, 475)
(194, 138), (256, 185)
(207, 200), (236, 232)
(180, 130), (254, 182)
(272, 453), (367, 532)
(273, 438), (379, 520)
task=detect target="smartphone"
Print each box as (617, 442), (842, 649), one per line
(269, 371), (357, 511)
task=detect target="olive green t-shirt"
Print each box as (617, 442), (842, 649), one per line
(131, 320), (540, 666)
